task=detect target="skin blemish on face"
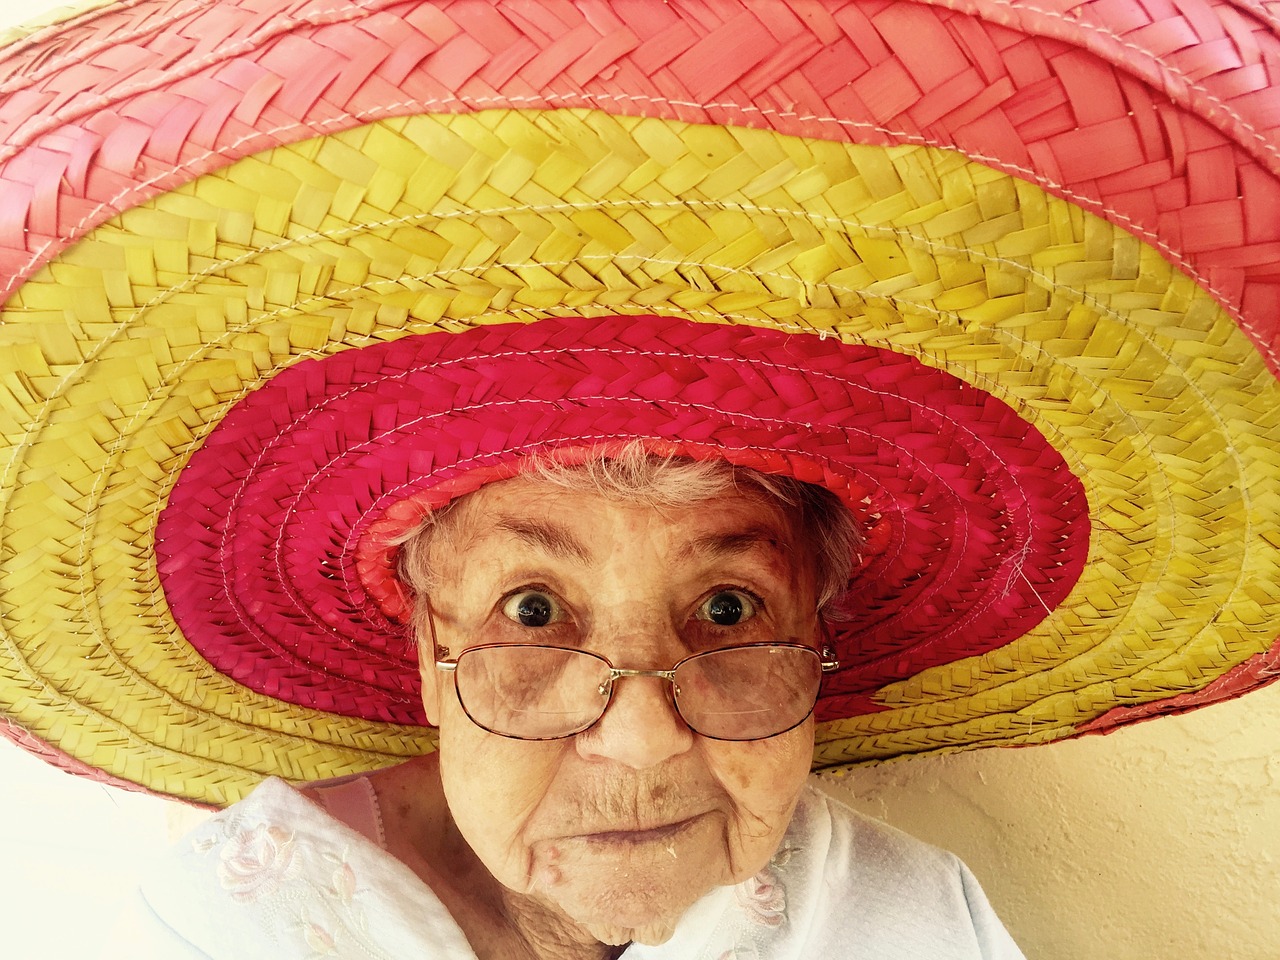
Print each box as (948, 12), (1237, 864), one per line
(535, 861), (564, 887)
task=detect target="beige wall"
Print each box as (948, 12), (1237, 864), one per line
(822, 680), (1280, 959)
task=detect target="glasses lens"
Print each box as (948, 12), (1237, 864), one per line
(674, 645), (822, 740)
(453, 645), (611, 739)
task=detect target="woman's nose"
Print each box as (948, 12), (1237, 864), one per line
(574, 671), (694, 769)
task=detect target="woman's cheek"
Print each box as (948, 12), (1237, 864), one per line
(439, 722), (566, 889)
(702, 723), (813, 875)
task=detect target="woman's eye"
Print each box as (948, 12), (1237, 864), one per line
(501, 590), (559, 627)
(698, 590), (757, 626)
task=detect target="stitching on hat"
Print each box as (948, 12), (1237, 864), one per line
(100, 259), (1160, 640)
(174, 315), (1040, 581)
(957, 0), (1279, 165)
(0, 0), (213, 96)
(13, 0), (1272, 173)
(22, 107), (1259, 365)
(5, 9), (1269, 788)
(140, 292), (1066, 614)
(119, 195), (1144, 331)
(342, 427), (1056, 677)
(63, 238), (1201, 572)
(131, 312), (951, 664)
(332, 432), (992, 650)
(13, 15), (1273, 177)
(44, 183), (1179, 401)
(115, 193), (1211, 366)
(35, 104), (1214, 313)
(193, 201), (1152, 336)
(0, 0), (393, 131)
(221, 253), (1240, 488)
(10, 182), (1193, 505)
(277, 393), (991, 644)
(141, 291), (1021, 658)
(60, 260), (1243, 688)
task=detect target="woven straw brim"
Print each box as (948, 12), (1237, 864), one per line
(2, 108), (1278, 804)
(1, 0), (1279, 806)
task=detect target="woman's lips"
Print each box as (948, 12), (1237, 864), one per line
(581, 815), (700, 846)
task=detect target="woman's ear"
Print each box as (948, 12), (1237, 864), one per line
(414, 613), (444, 727)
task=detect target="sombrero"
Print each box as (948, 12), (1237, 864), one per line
(1, 0), (1278, 808)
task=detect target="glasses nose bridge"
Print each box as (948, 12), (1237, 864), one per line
(600, 664), (678, 696)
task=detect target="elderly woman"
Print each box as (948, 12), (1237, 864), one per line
(4, 2), (1280, 960)
(103, 445), (1023, 959)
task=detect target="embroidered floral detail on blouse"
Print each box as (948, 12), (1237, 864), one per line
(329, 856), (357, 903)
(180, 791), (411, 960)
(216, 821), (297, 901)
(736, 865), (786, 928)
(303, 918), (337, 956)
(716, 942), (763, 960)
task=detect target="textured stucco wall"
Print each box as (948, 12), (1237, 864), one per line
(821, 680), (1280, 959)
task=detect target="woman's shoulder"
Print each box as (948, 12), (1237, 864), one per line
(124, 773), (476, 960)
(802, 774), (970, 878)
(784, 775), (1025, 959)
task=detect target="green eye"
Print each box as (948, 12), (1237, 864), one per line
(698, 591), (757, 626)
(501, 591), (558, 627)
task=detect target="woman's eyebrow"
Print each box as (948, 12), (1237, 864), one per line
(676, 526), (789, 563)
(493, 516), (592, 563)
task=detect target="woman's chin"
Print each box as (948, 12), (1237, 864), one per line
(540, 879), (699, 947)
(525, 832), (722, 942)
(581, 916), (680, 947)
(527, 861), (705, 948)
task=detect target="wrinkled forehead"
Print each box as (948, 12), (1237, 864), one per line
(407, 470), (811, 577)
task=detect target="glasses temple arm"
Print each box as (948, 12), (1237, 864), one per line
(819, 619), (840, 672)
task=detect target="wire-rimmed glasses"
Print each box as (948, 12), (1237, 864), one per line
(433, 629), (840, 742)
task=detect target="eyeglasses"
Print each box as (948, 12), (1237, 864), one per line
(432, 620), (839, 742)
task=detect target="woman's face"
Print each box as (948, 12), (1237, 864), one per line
(417, 476), (821, 947)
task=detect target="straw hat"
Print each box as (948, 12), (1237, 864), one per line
(1, 0), (1278, 807)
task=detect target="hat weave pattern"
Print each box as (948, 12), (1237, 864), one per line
(1, 0), (1279, 805)
(154, 313), (1088, 726)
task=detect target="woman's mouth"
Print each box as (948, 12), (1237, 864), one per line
(581, 815), (700, 846)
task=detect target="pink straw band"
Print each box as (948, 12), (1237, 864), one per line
(157, 314), (1089, 726)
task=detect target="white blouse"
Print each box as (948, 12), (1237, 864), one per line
(104, 775), (1024, 959)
